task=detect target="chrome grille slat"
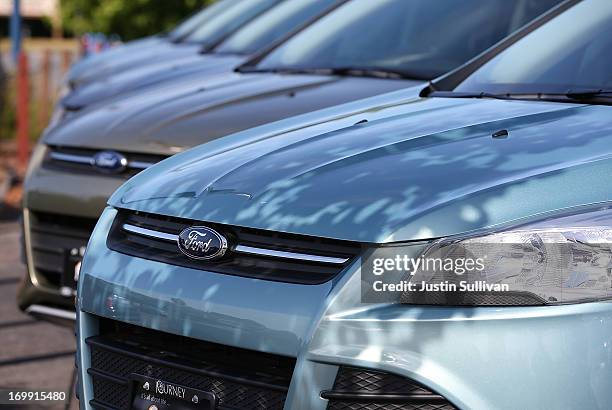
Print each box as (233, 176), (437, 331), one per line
(49, 151), (156, 170)
(122, 223), (349, 265)
(127, 160), (156, 169)
(49, 152), (93, 164)
(122, 223), (178, 241)
(44, 145), (166, 177)
(234, 244), (348, 264)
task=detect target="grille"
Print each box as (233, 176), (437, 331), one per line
(323, 367), (456, 410)
(327, 403), (455, 410)
(44, 145), (166, 177)
(28, 211), (97, 292)
(107, 210), (362, 284)
(87, 318), (295, 410)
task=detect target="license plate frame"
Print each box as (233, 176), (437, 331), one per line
(129, 374), (217, 410)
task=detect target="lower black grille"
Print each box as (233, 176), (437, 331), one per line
(107, 209), (362, 284)
(28, 211), (97, 292)
(87, 318), (295, 410)
(327, 403), (454, 410)
(323, 367), (456, 410)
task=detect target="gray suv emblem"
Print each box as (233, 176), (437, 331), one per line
(92, 150), (128, 173)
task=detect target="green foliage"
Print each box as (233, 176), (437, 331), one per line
(0, 77), (15, 140)
(60, 0), (213, 41)
(0, 76), (46, 142)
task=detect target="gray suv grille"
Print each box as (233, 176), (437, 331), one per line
(44, 145), (166, 177)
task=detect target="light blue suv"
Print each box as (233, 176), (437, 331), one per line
(76, 0), (612, 409)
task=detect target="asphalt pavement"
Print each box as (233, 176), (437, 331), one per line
(0, 221), (78, 409)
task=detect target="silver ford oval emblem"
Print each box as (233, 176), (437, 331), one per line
(92, 150), (128, 173)
(177, 226), (228, 260)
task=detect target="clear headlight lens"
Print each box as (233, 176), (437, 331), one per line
(24, 143), (49, 181)
(57, 82), (71, 100)
(401, 207), (612, 306)
(47, 105), (66, 131)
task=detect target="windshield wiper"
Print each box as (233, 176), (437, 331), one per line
(430, 91), (514, 100)
(564, 89), (612, 100)
(237, 67), (333, 75)
(431, 89), (612, 105)
(237, 66), (428, 80)
(325, 67), (429, 80)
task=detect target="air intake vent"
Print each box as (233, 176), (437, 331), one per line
(87, 317), (295, 410)
(28, 211), (97, 292)
(107, 210), (362, 284)
(322, 367), (456, 410)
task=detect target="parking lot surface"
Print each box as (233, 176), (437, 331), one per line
(0, 221), (78, 409)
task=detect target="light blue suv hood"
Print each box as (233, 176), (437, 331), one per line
(110, 97), (612, 243)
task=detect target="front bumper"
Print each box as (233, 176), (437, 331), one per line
(17, 208), (82, 319)
(17, 270), (76, 325)
(18, 154), (130, 318)
(76, 208), (612, 409)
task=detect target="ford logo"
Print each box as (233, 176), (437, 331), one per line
(92, 150), (128, 173)
(177, 226), (228, 260)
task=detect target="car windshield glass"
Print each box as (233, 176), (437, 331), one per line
(184, 0), (280, 46)
(453, 0), (612, 96)
(255, 0), (563, 80)
(168, 0), (241, 41)
(216, 0), (336, 55)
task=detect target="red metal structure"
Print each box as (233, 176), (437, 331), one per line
(16, 51), (30, 168)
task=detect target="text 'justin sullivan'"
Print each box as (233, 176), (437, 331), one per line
(372, 280), (510, 293)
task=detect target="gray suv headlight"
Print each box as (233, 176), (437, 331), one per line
(47, 105), (66, 130)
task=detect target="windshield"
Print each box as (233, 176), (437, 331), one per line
(454, 0), (612, 95)
(168, 0), (241, 41)
(216, 0), (337, 55)
(184, 0), (281, 46)
(256, 0), (563, 79)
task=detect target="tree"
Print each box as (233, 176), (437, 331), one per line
(60, 0), (213, 41)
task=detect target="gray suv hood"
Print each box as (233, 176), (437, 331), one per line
(44, 72), (414, 155)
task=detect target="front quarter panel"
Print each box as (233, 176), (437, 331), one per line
(302, 265), (612, 410)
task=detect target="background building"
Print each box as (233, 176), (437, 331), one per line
(0, 0), (62, 38)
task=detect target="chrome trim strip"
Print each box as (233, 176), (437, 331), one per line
(26, 305), (76, 321)
(49, 152), (93, 165)
(127, 161), (156, 170)
(49, 152), (155, 170)
(234, 245), (348, 265)
(122, 224), (349, 265)
(122, 224), (178, 242)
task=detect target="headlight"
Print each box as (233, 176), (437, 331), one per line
(57, 82), (72, 100)
(24, 143), (48, 181)
(47, 105), (66, 130)
(365, 206), (612, 306)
